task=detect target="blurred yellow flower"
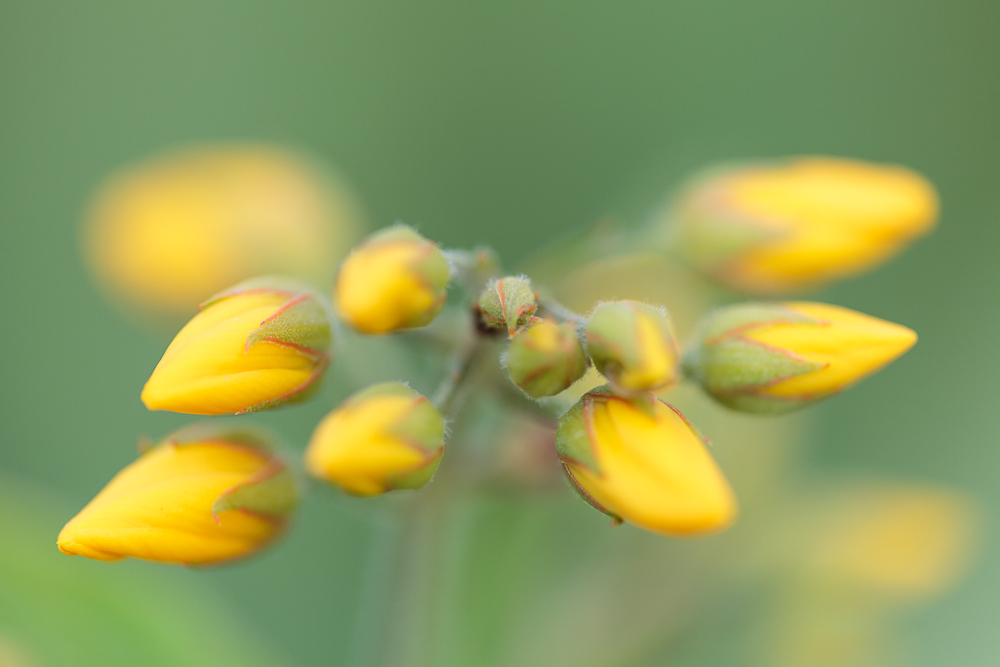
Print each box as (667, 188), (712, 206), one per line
(57, 424), (296, 565)
(505, 319), (588, 398)
(84, 144), (363, 317)
(305, 381), (445, 496)
(335, 225), (451, 334)
(672, 157), (938, 293)
(807, 482), (978, 598)
(141, 277), (332, 415)
(556, 388), (736, 535)
(584, 300), (680, 396)
(686, 302), (916, 413)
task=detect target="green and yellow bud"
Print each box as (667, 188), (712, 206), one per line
(584, 300), (680, 395)
(141, 276), (333, 415)
(477, 276), (539, 336)
(57, 423), (296, 565)
(685, 302), (917, 414)
(335, 224), (450, 334)
(671, 157), (938, 294)
(504, 319), (589, 398)
(305, 382), (445, 496)
(556, 387), (736, 536)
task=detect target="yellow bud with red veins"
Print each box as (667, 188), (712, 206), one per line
(141, 276), (333, 415)
(305, 382), (445, 496)
(684, 302), (917, 414)
(335, 225), (451, 334)
(504, 319), (588, 398)
(671, 157), (938, 294)
(477, 276), (539, 337)
(584, 300), (680, 395)
(57, 423), (296, 565)
(556, 387), (737, 536)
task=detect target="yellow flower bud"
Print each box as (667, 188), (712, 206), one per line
(672, 157), (938, 293)
(557, 387), (736, 535)
(477, 276), (539, 336)
(305, 382), (445, 496)
(141, 277), (333, 415)
(685, 302), (917, 414)
(84, 144), (363, 317)
(504, 319), (588, 398)
(335, 225), (450, 334)
(57, 423), (296, 565)
(584, 300), (680, 395)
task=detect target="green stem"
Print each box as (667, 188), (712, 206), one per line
(348, 510), (401, 667)
(537, 294), (587, 326)
(431, 334), (485, 416)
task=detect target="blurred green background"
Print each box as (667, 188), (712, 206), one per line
(2, 1), (999, 665)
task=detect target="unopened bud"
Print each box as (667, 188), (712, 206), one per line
(305, 382), (445, 496)
(504, 320), (588, 398)
(58, 422), (296, 565)
(584, 300), (680, 395)
(669, 157), (938, 294)
(556, 386), (736, 536)
(684, 302), (917, 414)
(141, 276), (333, 415)
(335, 224), (451, 334)
(477, 276), (539, 336)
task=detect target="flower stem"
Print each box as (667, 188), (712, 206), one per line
(538, 294), (587, 326)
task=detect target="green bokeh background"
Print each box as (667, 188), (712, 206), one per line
(2, 1), (999, 665)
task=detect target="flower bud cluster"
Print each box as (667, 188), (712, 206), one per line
(63, 153), (931, 566)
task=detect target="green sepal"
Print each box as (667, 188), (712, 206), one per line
(212, 465), (297, 520)
(244, 288), (333, 357)
(695, 303), (819, 341)
(685, 303), (823, 394)
(693, 337), (823, 394)
(560, 460), (622, 524)
(710, 392), (805, 415)
(556, 393), (598, 473)
(555, 385), (624, 474)
(158, 421), (280, 451)
(672, 163), (785, 270)
(388, 448), (444, 491)
(477, 276), (538, 335)
(367, 222), (425, 245)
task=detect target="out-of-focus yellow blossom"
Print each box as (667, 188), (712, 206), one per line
(556, 387), (736, 535)
(85, 144), (363, 316)
(305, 382), (445, 496)
(57, 424), (296, 565)
(806, 482), (977, 598)
(335, 225), (451, 334)
(141, 276), (332, 415)
(505, 319), (588, 398)
(685, 302), (916, 414)
(671, 157), (938, 294)
(584, 300), (680, 395)
(477, 276), (539, 336)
